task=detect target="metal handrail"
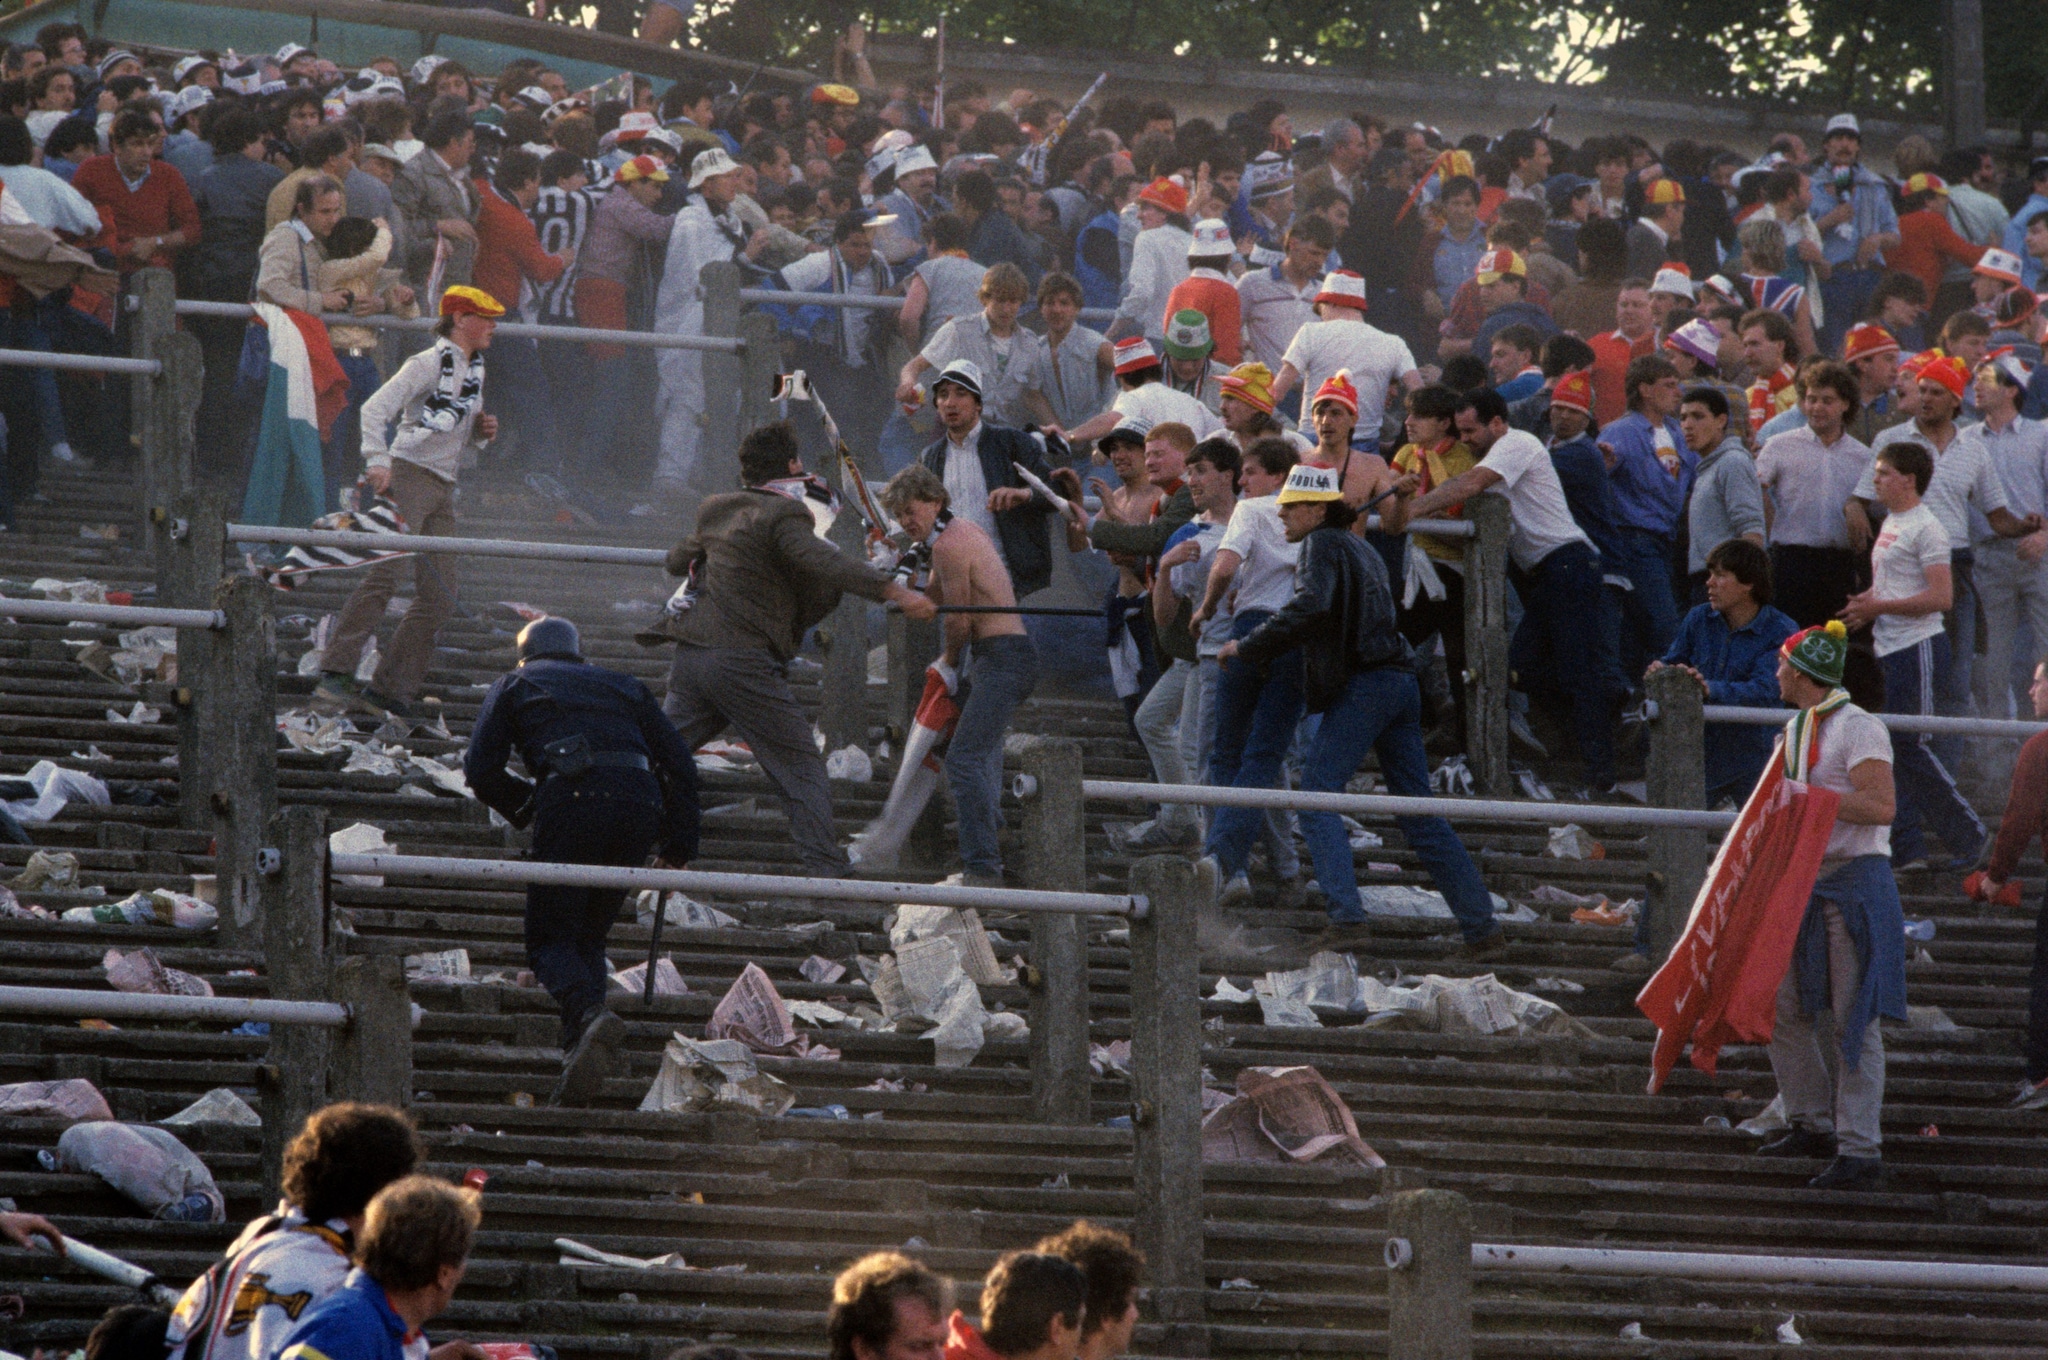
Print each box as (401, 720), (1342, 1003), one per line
(1365, 514), (1476, 538)
(171, 300), (743, 353)
(0, 598), (225, 629)
(325, 852), (1145, 917)
(1464, 1241), (2048, 1291)
(1702, 704), (2046, 739)
(0, 984), (349, 1027)
(227, 524), (666, 567)
(1063, 778), (1738, 831)
(739, 288), (1118, 326)
(0, 348), (161, 377)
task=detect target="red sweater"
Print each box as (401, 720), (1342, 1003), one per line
(1989, 729), (2048, 881)
(1163, 272), (1243, 364)
(71, 155), (200, 274)
(1588, 328), (1656, 426)
(471, 180), (564, 313)
(1893, 207), (1986, 302)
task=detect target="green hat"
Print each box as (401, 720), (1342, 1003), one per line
(1162, 308), (1214, 361)
(1781, 619), (1848, 687)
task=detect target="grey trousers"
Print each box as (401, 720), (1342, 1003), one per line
(1133, 658), (1202, 837)
(662, 644), (845, 875)
(1769, 899), (1886, 1158)
(1973, 538), (2048, 720)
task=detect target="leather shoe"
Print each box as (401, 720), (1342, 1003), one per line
(1756, 1126), (1836, 1159)
(1807, 1154), (1884, 1190)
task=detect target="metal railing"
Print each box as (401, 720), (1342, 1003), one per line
(0, 348), (162, 376)
(171, 299), (744, 353)
(1382, 1190), (2048, 1353)
(738, 287), (1118, 327)
(0, 984), (347, 1028)
(226, 524), (667, 567)
(1063, 777), (1738, 832)
(1703, 703), (2046, 738)
(327, 851), (1144, 917)
(0, 598), (224, 630)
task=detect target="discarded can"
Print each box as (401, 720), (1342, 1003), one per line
(1920, 1123), (1940, 1138)
(463, 1168), (490, 1191)
(1701, 1115), (1730, 1130)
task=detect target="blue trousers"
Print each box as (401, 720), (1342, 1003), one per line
(1510, 542), (1618, 787)
(1612, 526), (1682, 675)
(1880, 635), (1985, 864)
(527, 772), (663, 1045)
(944, 635), (1038, 877)
(1204, 610), (1306, 877)
(1301, 667), (1495, 938)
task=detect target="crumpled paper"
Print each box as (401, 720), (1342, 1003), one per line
(63, 888), (216, 929)
(12, 849), (79, 890)
(872, 935), (989, 1068)
(611, 956), (688, 997)
(636, 890), (736, 929)
(1201, 1065), (1384, 1166)
(638, 1033), (795, 1116)
(1250, 953), (1592, 1037)
(1546, 823), (1605, 859)
(1356, 885), (1536, 923)
(406, 948), (471, 981)
(103, 947), (212, 997)
(161, 1088), (261, 1127)
(329, 822), (391, 885)
(0, 1078), (112, 1123)
(889, 904), (1013, 985)
(5, 762), (110, 825)
(106, 700), (160, 725)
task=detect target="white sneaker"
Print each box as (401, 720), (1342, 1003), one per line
(2011, 1076), (2048, 1111)
(48, 442), (76, 464)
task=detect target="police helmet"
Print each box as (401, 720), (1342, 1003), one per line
(516, 616), (582, 664)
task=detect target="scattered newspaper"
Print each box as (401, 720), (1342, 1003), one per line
(1202, 1065), (1384, 1166)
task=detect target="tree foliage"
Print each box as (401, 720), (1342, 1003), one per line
(622, 0), (2048, 126)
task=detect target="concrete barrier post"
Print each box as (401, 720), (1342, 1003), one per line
(1644, 667), (1710, 961)
(1128, 854), (1206, 1354)
(257, 806), (329, 1202)
(699, 262), (745, 495)
(131, 269), (192, 551)
(1460, 495), (1511, 796)
(737, 311), (779, 437)
(1019, 737), (1091, 1125)
(161, 488), (227, 830)
(1387, 1188), (1473, 1360)
(207, 577), (279, 952)
(332, 954), (413, 1110)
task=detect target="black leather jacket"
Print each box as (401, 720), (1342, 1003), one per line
(1235, 524), (1413, 713)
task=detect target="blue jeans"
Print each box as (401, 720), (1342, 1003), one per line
(1880, 635), (1985, 864)
(1195, 656), (1299, 875)
(944, 634), (1039, 877)
(1510, 542), (1618, 787)
(1204, 611), (1306, 877)
(1612, 526), (1682, 674)
(1301, 667), (1495, 938)
(1819, 267), (1883, 358)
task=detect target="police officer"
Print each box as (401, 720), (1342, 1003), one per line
(465, 616), (701, 1107)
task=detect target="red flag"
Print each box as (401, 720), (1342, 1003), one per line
(1637, 747), (1840, 1093)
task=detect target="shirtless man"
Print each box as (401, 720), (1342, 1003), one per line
(882, 465), (1040, 887)
(1301, 369), (1407, 585)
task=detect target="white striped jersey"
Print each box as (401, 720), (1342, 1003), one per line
(527, 185), (601, 323)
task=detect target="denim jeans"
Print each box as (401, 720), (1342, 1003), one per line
(1612, 526), (1682, 675)
(1880, 635), (1986, 864)
(944, 634), (1039, 877)
(1510, 542), (1618, 787)
(1301, 667), (1496, 938)
(1195, 656), (1298, 874)
(1205, 611), (1307, 877)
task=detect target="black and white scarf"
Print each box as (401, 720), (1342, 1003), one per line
(256, 493), (415, 590)
(419, 342), (484, 433)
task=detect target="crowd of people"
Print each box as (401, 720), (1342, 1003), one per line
(0, 10), (2044, 1182)
(0, 1102), (1147, 1360)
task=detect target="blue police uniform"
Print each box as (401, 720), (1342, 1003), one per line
(465, 650), (700, 1047)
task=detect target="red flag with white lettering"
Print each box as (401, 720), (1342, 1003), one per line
(1637, 748), (1840, 1093)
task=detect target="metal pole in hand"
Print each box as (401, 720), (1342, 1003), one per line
(643, 878), (665, 1006)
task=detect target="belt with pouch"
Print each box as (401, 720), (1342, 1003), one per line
(539, 733), (650, 781)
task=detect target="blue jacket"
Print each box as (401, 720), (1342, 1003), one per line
(278, 1269), (417, 1360)
(1799, 855), (1908, 1069)
(1660, 602), (1797, 796)
(1472, 300), (1559, 360)
(1602, 410), (1695, 537)
(465, 657), (700, 862)
(1548, 434), (1625, 571)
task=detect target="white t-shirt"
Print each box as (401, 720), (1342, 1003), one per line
(1168, 517), (1234, 655)
(1793, 702), (1892, 864)
(1281, 319), (1417, 438)
(1860, 424), (2008, 549)
(1111, 381), (1224, 439)
(1215, 495), (1301, 614)
(1868, 502), (1951, 656)
(1474, 429), (1592, 572)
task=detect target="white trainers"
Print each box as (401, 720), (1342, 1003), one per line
(2011, 1076), (2048, 1111)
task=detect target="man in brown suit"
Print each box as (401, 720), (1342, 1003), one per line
(659, 421), (935, 875)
